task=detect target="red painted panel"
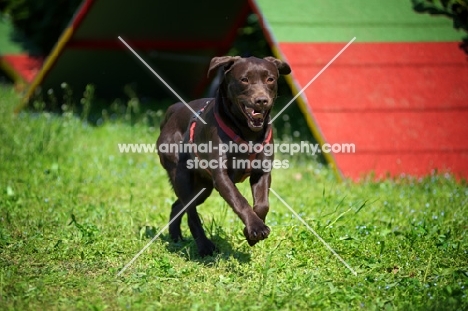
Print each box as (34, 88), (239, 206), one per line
(278, 42), (468, 179)
(280, 42), (467, 66)
(280, 42), (468, 111)
(2, 54), (44, 83)
(315, 111), (468, 151)
(334, 152), (468, 180)
(294, 66), (468, 111)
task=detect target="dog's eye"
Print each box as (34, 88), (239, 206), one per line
(240, 77), (249, 84)
(266, 77), (275, 84)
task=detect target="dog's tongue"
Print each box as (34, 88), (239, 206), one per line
(245, 107), (263, 119)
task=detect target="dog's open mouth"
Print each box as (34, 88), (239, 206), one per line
(243, 105), (267, 129)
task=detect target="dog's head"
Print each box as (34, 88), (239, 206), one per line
(208, 56), (291, 132)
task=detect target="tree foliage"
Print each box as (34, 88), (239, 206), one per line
(412, 0), (468, 52)
(2, 0), (82, 54)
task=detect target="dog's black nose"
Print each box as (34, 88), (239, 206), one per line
(254, 96), (269, 107)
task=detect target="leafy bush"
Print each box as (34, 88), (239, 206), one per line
(3, 0), (82, 54)
(412, 0), (468, 52)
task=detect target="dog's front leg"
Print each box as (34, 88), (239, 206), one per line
(250, 172), (271, 222)
(212, 168), (270, 245)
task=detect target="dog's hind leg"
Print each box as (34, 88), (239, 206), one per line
(168, 184), (214, 252)
(168, 189), (215, 253)
(174, 167), (216, 256)
(168, 199), (184, 242)
(186, 185), (216, 257)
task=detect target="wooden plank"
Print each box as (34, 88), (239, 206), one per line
(334, 152), (468, 180)
(280, 42), (468, 111)
(315, 111), (468, 151)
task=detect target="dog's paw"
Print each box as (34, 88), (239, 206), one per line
(243, 219), (270, 244)
(169, 227), (183, 242)
(244, 233), (260, 246)
(197, 239), (217, 257)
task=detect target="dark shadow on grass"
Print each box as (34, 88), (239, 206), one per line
(158, 232), (252, 265)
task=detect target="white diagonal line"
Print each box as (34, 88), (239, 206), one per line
(269, 37), (356, 124)
(118, 36), (207, 124)
(269, 188), (357, 276)
(117, 188), (206, 277)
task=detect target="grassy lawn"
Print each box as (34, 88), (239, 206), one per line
(0, 85), (467, 310)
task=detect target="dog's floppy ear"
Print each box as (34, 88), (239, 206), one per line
(207, 56), (241, 78)
(264, 56), (291, 75)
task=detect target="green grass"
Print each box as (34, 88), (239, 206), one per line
(0, 86), (467, 310)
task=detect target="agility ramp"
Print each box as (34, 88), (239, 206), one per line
(252, 0), (468, 180)
(19, 0), (250, 107)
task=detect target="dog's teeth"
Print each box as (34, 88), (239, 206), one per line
(245, 106), (254, 114)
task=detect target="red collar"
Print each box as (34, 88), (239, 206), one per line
(189, 100), (273, 147)
(213, 101), (273, 147)
(187, 100), (272, 182)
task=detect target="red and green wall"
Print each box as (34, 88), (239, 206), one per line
(253, 0), (468, 180)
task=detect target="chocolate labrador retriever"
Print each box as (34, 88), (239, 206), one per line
(157, 56), (291, 256)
